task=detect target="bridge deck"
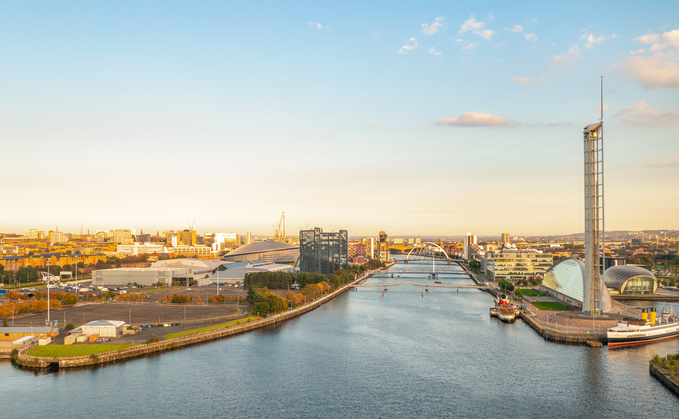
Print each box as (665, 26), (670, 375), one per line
(354, 283), (487, 289)
(381, 270), (469, 275)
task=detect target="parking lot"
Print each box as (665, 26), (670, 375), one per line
(9, 298), (243, 327)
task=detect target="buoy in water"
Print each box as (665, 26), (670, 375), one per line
(382, 290), (384, 297)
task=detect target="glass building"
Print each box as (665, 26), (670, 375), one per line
(539, 258), (613, 312)
(299, 228), (348, 276)
(603, 265), (658, 295)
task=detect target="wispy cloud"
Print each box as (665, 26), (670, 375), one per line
(596, 103), (611, 113)
(580, 32), (615, 49)
(461, 42), (478, 51)
(428, 47), (442, 56)
(308, 22), (328, 30)
(398, 38), (418, 54)
(513, 77), (531, 85)
(422, 17), (445, 35)
(372, 31), (380, 37)
(531, 18), (538, 23)
(615, 100), (679, 125)
(436, 111), (518, 127)
(505, 25), (523, 33)
(625, 29), (679, 88)
(459, 14), (495, 39)
(553, 44), (581, 66)
(524, 33), (538, 42)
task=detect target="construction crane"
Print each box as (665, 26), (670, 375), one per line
(273, 212), (285, 242)
(186, 218), (195, 230)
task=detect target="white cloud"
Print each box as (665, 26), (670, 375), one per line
(477, 30), (495, 40)
(398, 38), (418, 54)
(459, 14), (495, 40)
(505, 25), (523, 33)
(308, 22), (328, 30)
(524, 33), (538, 42)
(372, 31), (380, 37)
(531, 18), (538, 23)
(435, 111), (518, 127)
(513, 77), (531, 85)
(461, 42), (478, 51)
(459, 15), (484, 34)
(428, 47), (442, 56)
(615, 100), (679, 125)
(422, 17), (445, 35)
(626, 29), (679, 88)
(553, 44), (581, 65)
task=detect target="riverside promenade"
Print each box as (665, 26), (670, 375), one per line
(16, 273), (371, 370)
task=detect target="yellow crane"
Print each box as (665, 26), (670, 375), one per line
(273, 212), (286, 242)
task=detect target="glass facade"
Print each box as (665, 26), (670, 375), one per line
(603, 265), (658, 295)
(299, 228), (348, 276)
(540, 258), (614, 312)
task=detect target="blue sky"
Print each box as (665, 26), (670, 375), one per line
(1, 1), (677, 237)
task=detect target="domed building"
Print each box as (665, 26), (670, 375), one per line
(603, 265), (657, 295)
(539, 258), (614, 312)
(222, 241), (299, 264)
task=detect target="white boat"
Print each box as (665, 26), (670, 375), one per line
(489, 306), (498, 317)
(608, 307), (679, 347)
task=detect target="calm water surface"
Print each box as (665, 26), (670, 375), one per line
(2, 260), (679, 418)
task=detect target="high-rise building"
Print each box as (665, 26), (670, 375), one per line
(177, 230), (197, 246)
(299, 228), (348, 276)
(463, 233), (477, 260)
(49, 229), (68, 245)
(113, 229), (134, 244)
(392, 237), (404, 245)
(501, 233), (510, 246)
(361, 237), (375, 259)
(377, 231), (390, 263)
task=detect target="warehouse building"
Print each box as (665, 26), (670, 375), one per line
(81, 320), (126, 338)
(92, 267), (194, 287)
(0, 326), (59, 342)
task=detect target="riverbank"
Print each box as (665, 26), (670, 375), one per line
(650, 361), (679, 396)
(520, 311), (606, 346)
(15, 274), (368, 370)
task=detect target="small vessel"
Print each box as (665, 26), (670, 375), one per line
(497, 293), (516, 323)
(608, 307), (679, 347)
(434, 280), (442, 284)
(489, 306), (498, 317)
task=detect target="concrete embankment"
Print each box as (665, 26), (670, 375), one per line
(16, 276), (366, 370)
(519, 312), (605, 347)
(650, 362), (679, 396)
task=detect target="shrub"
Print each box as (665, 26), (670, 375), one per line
(146, 336), (161, 344)
(64, 323), (76, 331)
(11, 349), (18, 360)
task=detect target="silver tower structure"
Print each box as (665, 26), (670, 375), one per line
(583, 116), (604, 316)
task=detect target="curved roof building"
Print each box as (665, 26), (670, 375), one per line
(223, 241), (299, 263)
(540, 258), (614, 312)
(603, 265), (657, 295)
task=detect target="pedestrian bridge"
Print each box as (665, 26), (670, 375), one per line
(353, 283), (488, 290)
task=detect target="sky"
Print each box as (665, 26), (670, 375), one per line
(1, 1), (678, 237)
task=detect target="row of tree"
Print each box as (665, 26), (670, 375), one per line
(248, 288), (287, 315)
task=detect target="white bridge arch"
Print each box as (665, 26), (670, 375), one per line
(404, 242), (451, 262)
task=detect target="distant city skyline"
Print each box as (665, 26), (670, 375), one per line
(1, 1), (677, 236)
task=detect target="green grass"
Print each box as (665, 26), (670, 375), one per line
(532, 301), (570, 311)
(519, 289), (546, 297)
(27, 344), (133, 358)
(165, 316), (259, 339)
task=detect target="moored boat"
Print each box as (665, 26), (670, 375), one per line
(608, 307), (679, 347)
(496, 293), (516, 323)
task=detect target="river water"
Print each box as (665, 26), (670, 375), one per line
(2, 259), (679, 418)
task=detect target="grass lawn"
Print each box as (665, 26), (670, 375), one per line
(165, 316), (259, 339)
(532, 301), (570, 311)
(27, 344), (133, 358)
(519, 289), (546, 297)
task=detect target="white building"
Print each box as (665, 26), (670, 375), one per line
(463, 233), (477, 260)
(483, 249), (553, 282)
(116, 243), (166, 256)
(81, 320), (126, 337)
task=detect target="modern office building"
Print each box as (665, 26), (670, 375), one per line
(113, 229), (134, 245)
(501, 233), (510, 246)
(483, 249), (553, 282)
(361, 237), (375, 259)
(177, 229), (197, 246)
(539, 258), (613, 312)
(299, 228), (348, 276)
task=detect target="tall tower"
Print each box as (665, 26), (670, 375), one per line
(583, 119), (604, 316)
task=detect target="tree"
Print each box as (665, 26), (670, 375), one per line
(196, 296), (202, 303)
(16, 267), (39, 283)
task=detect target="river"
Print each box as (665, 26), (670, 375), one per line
(2, 259), (679, 418)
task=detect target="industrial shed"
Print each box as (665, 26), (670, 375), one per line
(81, 320), (126, 338)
